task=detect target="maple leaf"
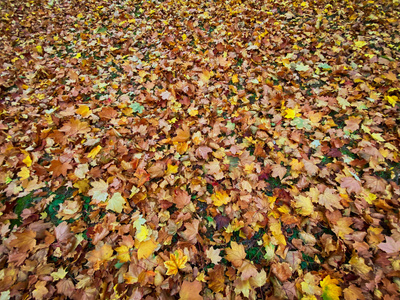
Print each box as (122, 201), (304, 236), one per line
(318, 188), (344, 212)
(271, 164), (287, 180)
(173, 189), (191, 208)
(10, 230), (36, 252)
(225, 241), (246, 268)
(137, 239), (158, 260)
(87, 145), (102, 159)
(294, 195), (314, 216)
(173, 123), (190, 142)
(211, 190), (230, 207)
(59, 118), (90, 137)
(51, 267), (68, 281)
(48, 159), (72, 177)
(206, 247), (222, 264)
(180, 219), (199, 244)
(271, 262), (292, 282)
(17, 166), (30, 180)
(32, 281), (48, 300)
(164, 249), (188, 276)
(320, 275), (342, 300)
(106, 192), (126, 213)
(301, 273), (322, 296)
(340, 177), (362, 194)
(22, 154), (32, 167)
(76, 105), (91, 117)
(135, 225), (150, 242)
(208, 264), (225, 293)
(86, 243), (113, 271)
(179, 280), (202, 300)
(88, 180), (109, 203)
(99, 107), (118, 119)
(166, 163), (179, 175)
(378, 236), (400, 254)
(348, 253), (372, 276)
(115, 245), (131, 262)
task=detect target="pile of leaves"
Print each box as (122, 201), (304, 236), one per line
(0, 0), (400, 299)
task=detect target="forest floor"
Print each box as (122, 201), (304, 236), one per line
(0, 0), (400, 299)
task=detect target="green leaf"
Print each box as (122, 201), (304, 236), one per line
(337, 97), (350, 109)
(130, 102), (144, 114)
(295, 63), (310, 72)
(318, 63), (332, 70)
(291, 117), (312, 130)
(96, 27), (107, 33)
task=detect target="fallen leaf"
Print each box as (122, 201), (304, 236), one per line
(225, 241), (246, 267)
(179, 280), (202, 300)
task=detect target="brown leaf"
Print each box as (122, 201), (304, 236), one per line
(180, 219), (199, 244)
(9, 230), (36, 252)
(341, 177), (362, 194)
(271, 262), (292, 282)
(208, 264), (225, 293)
(48, 159), (73, 177)
(318, 188), (344, 212)
(173, 189), (191, 208)
(364, 175), (387, 193)
(225, 241), (246, 268)
(179, 280), (202, 300)
(303, 159), (319, 176)
(271, 164), (287, 180)
(98, 107), (118, 119)
(173, 123), (190, 142)
(196, 146), (213, 160)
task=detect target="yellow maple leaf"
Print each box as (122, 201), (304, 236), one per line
(370, 133), (385, 142)
(137, 239), (158, 259)
(320, 275), (342, 300)
(164, 249), (188, 275)
(18, 167), (30, 180)
(285, 108), (296, 119)
(51, 267), (68, 281)
(106, 192), (125, 213)
(354, 40), (367, 48)
(294, 195), (314, 216)
(232, 74), (239, 83)
(135, 225), (149, 242)
(115, 245), (131, 262)
(76, 105), (92, 117)
(385, 95), (398, 107)
(211, 190), (230, 207)
(23, 154), (32, 167)
(182, 34), (187, 41)
(166, 163), (178, 175)
(87, 145), (102, 159)
(36, 45), (43, 54)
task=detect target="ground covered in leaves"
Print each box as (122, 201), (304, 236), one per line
(0, 0), (400, 299)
